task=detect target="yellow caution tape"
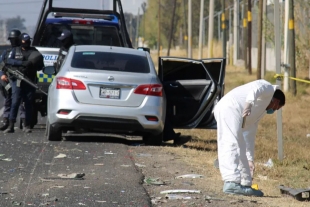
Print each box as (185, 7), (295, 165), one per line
(274, 74), (310, 84)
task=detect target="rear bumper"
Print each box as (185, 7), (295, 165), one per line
(51, 116), (162, 135)
(48, 90), (166, 135)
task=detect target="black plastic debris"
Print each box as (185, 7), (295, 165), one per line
(279, 185), (310, 201)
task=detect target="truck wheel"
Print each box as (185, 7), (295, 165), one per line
(143, 132), (163, 146)
(46, 120), (62, 141)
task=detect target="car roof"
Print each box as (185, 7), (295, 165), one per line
(46, 17), (119, 27)
(73, 45), (147, 56)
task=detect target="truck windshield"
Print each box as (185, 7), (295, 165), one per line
(39, 24), (121, 48)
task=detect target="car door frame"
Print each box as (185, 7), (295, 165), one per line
(158, 56), (226, 129)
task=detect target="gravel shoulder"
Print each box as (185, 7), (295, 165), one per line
(129, 144), (309, 207)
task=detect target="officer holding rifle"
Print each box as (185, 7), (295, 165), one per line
(3, 33), (44, 133)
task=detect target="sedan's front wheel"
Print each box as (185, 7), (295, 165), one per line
(143, 132), (163, 146)
(46, 120), (62, 141)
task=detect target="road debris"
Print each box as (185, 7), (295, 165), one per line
(160, 189), (201, 194)
(205, 195), (226, 202)
(135, 163), (146, 168)
(95, 200), (106, 203)
(165, 194), (192, 200)
(144, 177), (167, 185)
(54, 153), (66, 158)
(0, 158), (12, 161)
(11, 201), (22, 206)
(260, 158), (273, 168)
(279, 185), (310, 201)
(175, 174), (204, 179)
(136, 153), (152, 157)
(57, 173), (85, 179)
(104, 151), (115, 155)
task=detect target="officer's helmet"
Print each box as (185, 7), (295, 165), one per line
(8, 29), (21, 40)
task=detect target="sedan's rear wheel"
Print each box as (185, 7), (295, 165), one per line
(143, 132), (163, 146)
(46, 120), (62, 141)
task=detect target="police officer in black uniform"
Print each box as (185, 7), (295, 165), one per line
(3, 33), (44, 133)
(0, 29), (26, 131)
(54, 29), (75, 72)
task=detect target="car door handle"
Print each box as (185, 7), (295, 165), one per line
(170, 84), (178, 88)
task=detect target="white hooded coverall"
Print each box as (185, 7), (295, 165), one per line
(213, 79), (278, 186)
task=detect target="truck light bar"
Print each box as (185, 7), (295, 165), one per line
(72, 19), (93, 25)
(53, 12), (114, 21)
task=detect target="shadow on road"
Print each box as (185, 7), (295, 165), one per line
(63, 133), (144, 146)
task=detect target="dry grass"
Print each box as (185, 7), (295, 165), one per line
(151, 47), (310, 206)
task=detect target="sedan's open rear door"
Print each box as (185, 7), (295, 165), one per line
(158, 57), (226, 129)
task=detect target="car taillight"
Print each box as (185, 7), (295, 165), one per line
(56, 77), (86, 90)
(134, 84), (163, 97)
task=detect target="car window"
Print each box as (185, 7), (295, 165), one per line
(71, 52), (150, 73)
(39, 24), (121, 47)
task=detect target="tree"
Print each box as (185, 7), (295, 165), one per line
(6, 16), (26, 33)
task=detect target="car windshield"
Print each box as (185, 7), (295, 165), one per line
(71, 51), (150, 73)
(39, 24), (121, 47)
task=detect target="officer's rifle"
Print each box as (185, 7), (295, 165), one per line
(3, 65), (48, 96)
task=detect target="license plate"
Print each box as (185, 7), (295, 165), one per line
(99, 87), (120, 99)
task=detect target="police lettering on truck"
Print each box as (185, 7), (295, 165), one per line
(38, 54), (57, 83)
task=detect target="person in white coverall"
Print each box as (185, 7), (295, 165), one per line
(213, 79), (285, 197)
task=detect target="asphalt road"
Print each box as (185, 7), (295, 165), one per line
(0, 97), (151, 207)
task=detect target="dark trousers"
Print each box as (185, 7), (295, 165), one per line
(0, 80), (25, 119)
(163, 116), (176, 141)
(9, 79), (35, 126)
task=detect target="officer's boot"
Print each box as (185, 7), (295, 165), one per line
(0, 118), (9, 131)
(3, 121), (15, 133)
(22, 119), (32, 133)
(23, 125), (32, 133)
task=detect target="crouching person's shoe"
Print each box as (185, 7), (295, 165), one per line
(3, 121), (15, 133)
(23, 126), (32, 133)
(223, 181), (264, 197)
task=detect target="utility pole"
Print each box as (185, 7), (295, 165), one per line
(136, 8), (140, 48)
(141, 2), (147, 47)
(283, 0), (289, 91)
(183, 0), (188, 56)
(188, 0), (192, 58)
(289, 0), (296, 96)
(157, 0), (161, 58)
(221, 0), (226, 58)
(208, 0), (215, 58)
(168, 0), (177, 56)
(274, 0), (283, 161)
(247, 0), (252, 75)
(257, 0), (263, 79)
(198, 0), (204, 59)
(129, 15), (133, 43)
(243, 1), (247, 70)
(261, 0), (266, 78)
(233, 0), (239, 64)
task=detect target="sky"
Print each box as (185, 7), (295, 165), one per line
(0, 0), (146, 28)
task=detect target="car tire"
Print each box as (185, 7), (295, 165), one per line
(46, 120), (62, 141)
(143, 132), (163, 146)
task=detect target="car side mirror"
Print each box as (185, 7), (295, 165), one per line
(137, 47), (150, 53)
(43, 66), (56, 75)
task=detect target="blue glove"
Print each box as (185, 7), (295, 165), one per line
(6, 58), (23, 66)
